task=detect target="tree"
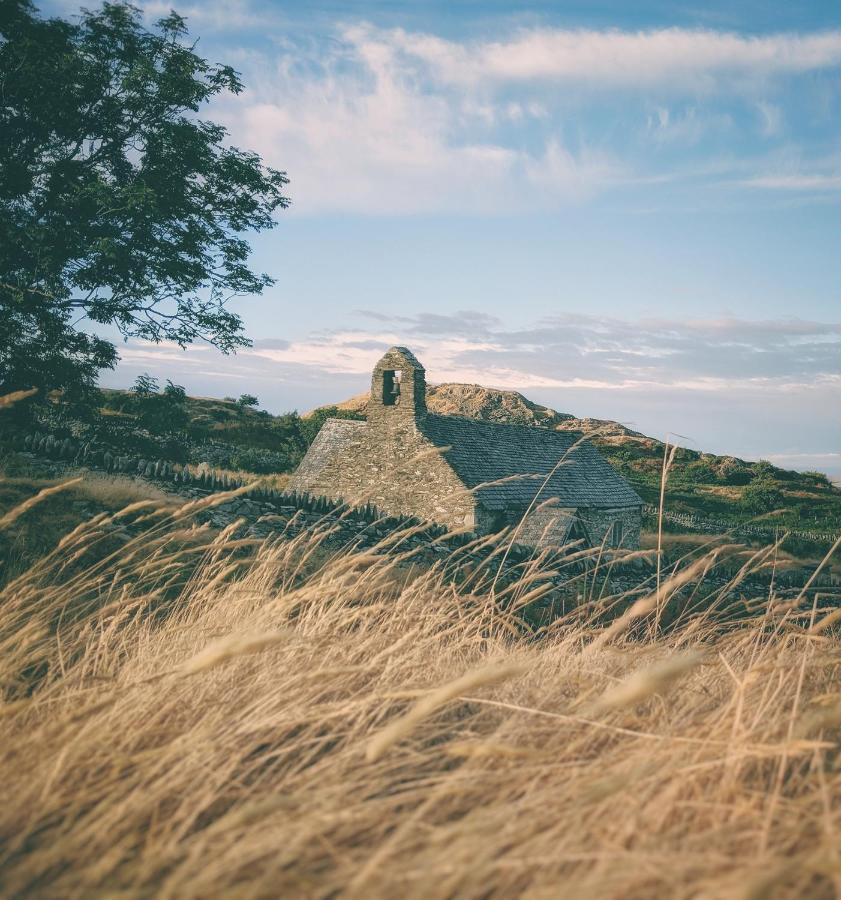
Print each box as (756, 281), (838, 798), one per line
(129, 376), (187, 434)
(131, 373), (160, 398)
(0, 1), (289, 403)
(236, 393), (259, 411)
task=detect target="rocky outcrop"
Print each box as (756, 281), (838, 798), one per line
(317, 382), (642, 439)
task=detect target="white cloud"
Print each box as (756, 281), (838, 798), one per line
(756, 100), (783, 136)
(37, 6), (841, 214)
(742, 173), (841, 190)
(209, 21), (841, 215)
(378, 26), (841, 88)
(217, 33), (619, 215)
(646, 105), (734, 145)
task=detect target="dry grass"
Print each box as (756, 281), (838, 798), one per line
(0, 466), (178, 586)
(188, 463), (290, 491)
(0, 465), (175, 511)
(641, 530), (730, 551)
(1, 484), (841, 898)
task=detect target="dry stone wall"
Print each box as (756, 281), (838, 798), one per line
(642, 504), (839, 545)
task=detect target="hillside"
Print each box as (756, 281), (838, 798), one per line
(6, 383), (839, 546)
(315, 383), (841, 545)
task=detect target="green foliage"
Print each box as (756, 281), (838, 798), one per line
(802, 470), (831, 487)
(127, 376), (188, 435)
(94, 420), (188, 461)
(236, 394), (259, 410)
(679, 461), (718, 484)
(751, 459), (775, 478)
(741, 477), (783, 514)
(0, 1), (289, 401)
(229, 446), (290, 474)
(594, 435), (841, 534)
(131, 374), (160, 399)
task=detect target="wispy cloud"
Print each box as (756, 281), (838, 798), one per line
(39, 3), (841, 214)
(372, 26), (841, 88)
(742, 173), (841, 190)
(115, 313), (841, 395)
(101, 314), (841, 471)
(206, 21), (841, 214)
(218, 48), (619, 215)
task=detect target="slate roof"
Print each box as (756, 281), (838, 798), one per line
(419, 414), (642, 510)
(297, 415), (641, 511)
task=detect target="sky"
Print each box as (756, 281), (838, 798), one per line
(45, 0), (841, 476)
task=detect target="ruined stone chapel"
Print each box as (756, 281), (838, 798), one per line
(289, 347), (642, 549)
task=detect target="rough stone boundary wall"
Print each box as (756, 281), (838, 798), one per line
(642, 503), (840, 545)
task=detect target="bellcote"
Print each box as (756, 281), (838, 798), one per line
(369, 346), (427, 425)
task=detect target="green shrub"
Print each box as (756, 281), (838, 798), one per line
(802, 470), (831, 487)
(741, 477), (783, 514)
(229, 447), (290, 474)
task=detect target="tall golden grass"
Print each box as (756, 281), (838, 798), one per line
(1, 482), (841, 898)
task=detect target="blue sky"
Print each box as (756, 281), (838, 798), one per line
(46, 0), (841, 474)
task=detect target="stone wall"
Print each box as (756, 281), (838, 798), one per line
(474, 502), (641, 550)
(579, 506), (642, 550)
(289, 417), (478, 530)
(290, 346), (478, 530)
(367, 346), (427, 426)
(508, 505), (579, 548)
(4, 427), (837, 597)
(290, 346), (643, 551)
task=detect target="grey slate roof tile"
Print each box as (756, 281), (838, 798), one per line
(420, 414), (641, 510)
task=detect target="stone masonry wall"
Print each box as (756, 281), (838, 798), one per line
(289, 346), (477, 529)
(579, 506), (642, 550)
(509, 505), (579, 548)
(289, 417), (478, 530)
(475, 503), (641, 550)
(5, 429), (838, 598)
(292, 346), (647, 549)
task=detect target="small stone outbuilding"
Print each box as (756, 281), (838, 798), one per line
(289, 347), (642, 549)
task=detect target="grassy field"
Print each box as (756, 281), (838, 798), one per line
(2, 472), (841, 898)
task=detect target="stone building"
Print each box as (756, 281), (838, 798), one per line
(289, 347), (643, 549)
